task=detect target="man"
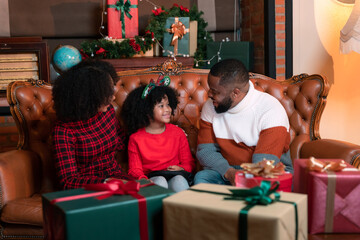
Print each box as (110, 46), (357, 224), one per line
(194, 59), (293, 185)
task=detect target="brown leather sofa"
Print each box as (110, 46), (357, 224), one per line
(1, 60), (360, 239)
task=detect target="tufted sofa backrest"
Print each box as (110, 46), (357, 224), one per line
(7, 79), (57, 192)
(248, 73), (329, 162)
(6, 62), (329, 192)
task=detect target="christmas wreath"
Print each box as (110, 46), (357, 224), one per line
(80, 4), (213, 67)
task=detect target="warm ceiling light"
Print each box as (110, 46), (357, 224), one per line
(340, 0), (360, 53)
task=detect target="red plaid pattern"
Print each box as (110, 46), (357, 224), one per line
(53, 106), (130, 189)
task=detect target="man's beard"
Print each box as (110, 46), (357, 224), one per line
(214, 96), (233, 113)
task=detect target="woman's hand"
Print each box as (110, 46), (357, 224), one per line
(167, 165), (184, 171)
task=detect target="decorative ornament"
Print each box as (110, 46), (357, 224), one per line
(141, 75), (171, 99)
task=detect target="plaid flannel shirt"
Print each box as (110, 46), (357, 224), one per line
(53, 106), (130, 189)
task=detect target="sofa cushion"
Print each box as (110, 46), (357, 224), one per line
(1, 194), (43, 227)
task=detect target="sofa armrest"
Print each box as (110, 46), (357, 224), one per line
(300, 139), (360, 165)
(0, 150), (41, 207)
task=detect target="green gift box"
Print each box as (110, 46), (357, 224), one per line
(206, 41), (254, 71)
(42, 181), (173, 240)
(163, 17), (190, 56)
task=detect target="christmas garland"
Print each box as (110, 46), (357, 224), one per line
(80, 32), (155, 59)
(80, 4), (213, 67)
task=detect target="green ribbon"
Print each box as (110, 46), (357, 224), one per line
(108, 0), (137, 38)
(190, 181), (298, 240)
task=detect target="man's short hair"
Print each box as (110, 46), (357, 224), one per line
(209, 59), (249, 88)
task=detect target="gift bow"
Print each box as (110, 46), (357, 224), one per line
(85, 179), (141, 199)
(226, 180), (280, 205)
(108, 0), (137, 38)
(307, 157), (347, 172)
(240, 159), (286, 178)
(50, 179), (152, 204)
(141, 75), (171, 99)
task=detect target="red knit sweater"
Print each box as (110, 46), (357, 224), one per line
(128, 123), (195, 179)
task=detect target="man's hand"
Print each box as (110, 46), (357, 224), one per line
(224, 168), (237, 185)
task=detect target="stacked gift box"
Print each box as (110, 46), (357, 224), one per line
(107, 0), (139, 39)
(162, 17), (198, 57)
(293, 158), (360, 234)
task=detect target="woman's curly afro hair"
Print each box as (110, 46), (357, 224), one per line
(121, 85), (179, 136)
(52, 64), (114, 122)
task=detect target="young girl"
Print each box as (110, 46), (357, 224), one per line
(121, 76), (195, 192)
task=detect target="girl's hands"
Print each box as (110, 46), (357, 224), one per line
(167, 165), (184, 171)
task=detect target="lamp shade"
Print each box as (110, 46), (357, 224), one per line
(340, 0), (360, 54)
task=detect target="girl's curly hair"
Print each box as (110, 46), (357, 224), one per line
(121, 85), (179, 136)
(52, 64), (114, 122)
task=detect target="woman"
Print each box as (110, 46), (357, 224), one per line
(52, 60), (131, 189)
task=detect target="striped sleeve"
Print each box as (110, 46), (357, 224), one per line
(253, 126), (290, 163)
(197, 119), (217, 144)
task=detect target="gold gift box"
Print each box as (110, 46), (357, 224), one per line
(163, 183), (307, 240)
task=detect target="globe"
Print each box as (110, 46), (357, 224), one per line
(53, 45), (82, 73)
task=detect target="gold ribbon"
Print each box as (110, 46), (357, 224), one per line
(307, 157), (347, 172)
(324, 171), (336, 233)
(240, 159), (286, 178)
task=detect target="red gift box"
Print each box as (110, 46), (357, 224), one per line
(235, 171), (293, 192)
(293, 158), (360, 234)
(107, 0), (138, 39)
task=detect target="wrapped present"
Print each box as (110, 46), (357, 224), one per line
(163, 182), (307, 240)
(235, 159), (293, 192)
(206, 41), (254, 71)
(236, 172), (292, 192)
(107, 0), (138, 39)
(293, 158), (360, 234)
(163, 17), (190, 56)
(42, 180), (173, 240)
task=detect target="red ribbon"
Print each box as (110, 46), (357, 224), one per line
(51, 179), (154, 240)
